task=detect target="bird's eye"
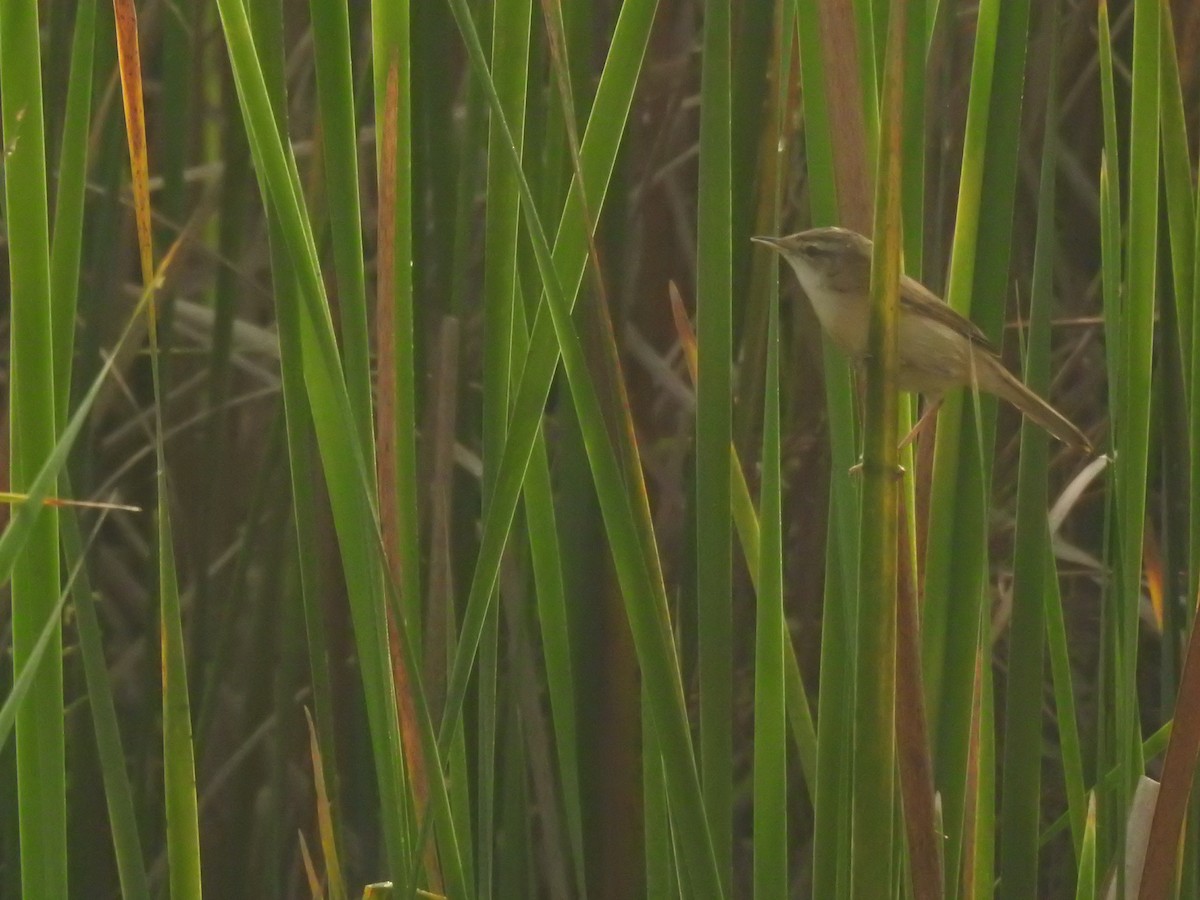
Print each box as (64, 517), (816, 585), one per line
(801, 242), (836, 258)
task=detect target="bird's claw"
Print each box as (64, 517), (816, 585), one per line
(848, 458), (906, 479)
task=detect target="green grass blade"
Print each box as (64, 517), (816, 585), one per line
(60, 492), (151, 900)
(1097, 1), (1121, 380)
(158, 477), (202, 899)
(213, 0), (422, 882)
(0, 348), (144, 835)
(921, 0), (1000, 717)
(1158, 0), (1193, 383)
(0, 0), (66, 889)
(997, 15), (1059, 891)
(308, 0), (372, 452)
(750, 14), (800, 888)
(0, 567), (72, 751)
(1193, 127), (1200, 678)
(922, 2), (1031, 891)
(2, 240), (155, 900)
(644, 704), (674, 896)
(696, 0), (733, 887)
(436, 0), (654, 782)
(48, 0), (95, 416)
(753, 144), (787, 900)
(900, 0), (927, 269)
(972, 659), (997, 899)
(1096, 24), (1122, 869)
(440, 0), (722, 888)
(795, 3), (866, 894)
(121, 10), (204, 889)
(1110, 0), (1159, 876)
(851, 3), (908, 892)
(0, 283), (146, 583)
(477, 0), (532, 888)
(1044, 538), (1087, 860)
(1074, 794), (1097, 900)
(511, 290), (587, 894)
(522, 434), (587, 894)
(372, 0), (421, 644)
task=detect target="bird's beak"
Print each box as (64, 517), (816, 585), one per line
(751, 235), (783, 250)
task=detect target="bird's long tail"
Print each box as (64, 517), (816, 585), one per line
(976, 355), (1092, 451)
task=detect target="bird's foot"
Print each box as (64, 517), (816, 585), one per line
(848, 458), (906, 478)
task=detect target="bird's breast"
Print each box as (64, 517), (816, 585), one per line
(805, 288), (871, 359)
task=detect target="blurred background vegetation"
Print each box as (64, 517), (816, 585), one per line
(0, 0), (1198, 897)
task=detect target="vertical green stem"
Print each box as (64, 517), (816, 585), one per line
(697, 0), (733, 889)
(0, 0), (65, 893)
(997, 8), (1059, 891)
(852, 2), (907, 894)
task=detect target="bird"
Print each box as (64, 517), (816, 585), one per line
(753, 226), (1091, 452)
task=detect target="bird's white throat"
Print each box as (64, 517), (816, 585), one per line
(784, 258), (869, 358)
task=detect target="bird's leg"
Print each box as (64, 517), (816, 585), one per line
(899, 395), (943, 450)
(847, 366), (911, 477)
(849, 366), (867, 475)
(853, 364), (866, 446)
(848, 458), (907, 478)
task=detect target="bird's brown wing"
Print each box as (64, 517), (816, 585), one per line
(899, 276), (999, 354)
